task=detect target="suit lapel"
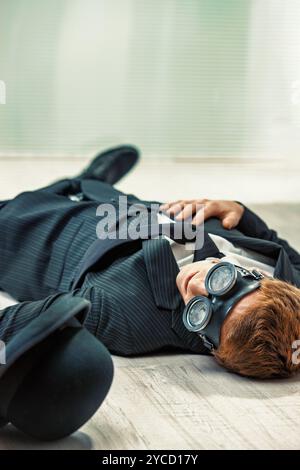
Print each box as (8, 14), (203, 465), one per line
(193, 230), (223, 261)
(141, 227), (224, 310)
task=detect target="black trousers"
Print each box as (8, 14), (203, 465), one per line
(0, 178), (99, 301)
(0, 178), (112, 402)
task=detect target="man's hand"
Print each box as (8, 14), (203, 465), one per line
(160, 199), (245, 230)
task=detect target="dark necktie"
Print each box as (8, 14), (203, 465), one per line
(140, 213), (224, 262)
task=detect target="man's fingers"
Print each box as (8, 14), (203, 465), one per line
(176, 202), (201, 220)
(192, 201), (218, 225)
(159, 203), (170, 211)
(222, 212), (239, 230)
(160, 200), (184, 213)
(160, 199), (217, 224)
(167, 202), (185, 215)
(192, 209), (205, 225)
(162, 200), (243, 229)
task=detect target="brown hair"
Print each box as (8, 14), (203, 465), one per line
(214, 278), (300, 379)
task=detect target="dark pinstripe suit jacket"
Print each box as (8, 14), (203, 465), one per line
(0, 177), (299, 356)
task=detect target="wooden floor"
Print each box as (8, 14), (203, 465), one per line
(0, 160), (299, 450)
(2, 351), (300, 450)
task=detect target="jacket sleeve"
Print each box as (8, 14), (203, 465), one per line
(0, 295), (56, 344)
(73, 286), (135, 356)
(236, 204), (300, 273)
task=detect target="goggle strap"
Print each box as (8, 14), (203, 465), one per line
(200, 334), (214, 351)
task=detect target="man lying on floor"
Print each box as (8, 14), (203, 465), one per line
(0, 145), (299, 440)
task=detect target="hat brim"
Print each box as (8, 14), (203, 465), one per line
(0, 293), (91, 380)
(7, 324), (113, 440)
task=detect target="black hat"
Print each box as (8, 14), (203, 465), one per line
(0, 293), (113, 441)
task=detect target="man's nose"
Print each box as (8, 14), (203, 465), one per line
(191, 279), (208, 297)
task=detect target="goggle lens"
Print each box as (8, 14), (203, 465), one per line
(206, 262), (237, 295)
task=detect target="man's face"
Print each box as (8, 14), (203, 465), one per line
(176, 259), (260, 342)
(176, 259), (220, 304)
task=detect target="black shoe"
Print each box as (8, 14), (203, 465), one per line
(78, 145), (139, 185)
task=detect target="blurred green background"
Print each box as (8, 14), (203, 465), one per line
(0, 0), (299, 158)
